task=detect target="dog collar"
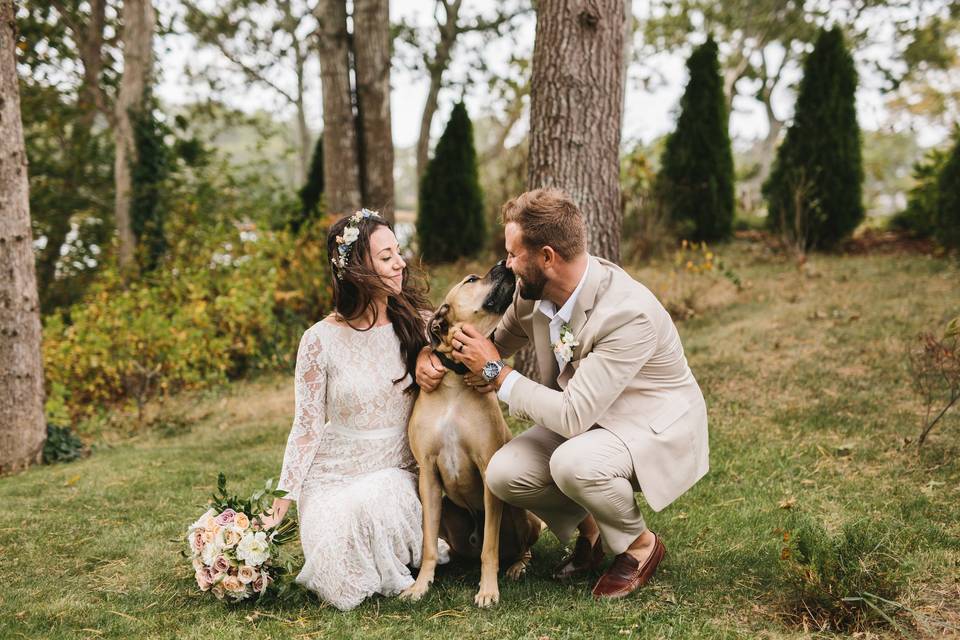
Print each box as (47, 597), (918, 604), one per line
(435, 350), (471, 376)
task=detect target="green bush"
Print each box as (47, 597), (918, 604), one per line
(889, 146), (949, 238)
(621, 142), (672, 261)
(417, 102), (486, 263)
(764, 28), (864, 251)
(42, 424), (85, 464)
(659, 38), (735, 242)
(777, 514), (908, 632)
(43, 216), (317, 424)
(936, 133), (960, 249)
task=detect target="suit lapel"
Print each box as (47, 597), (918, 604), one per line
(531, 300), (559, 386)
(557, 257), (604, 387)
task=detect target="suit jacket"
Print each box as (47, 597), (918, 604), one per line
(493, 255), (709, 512)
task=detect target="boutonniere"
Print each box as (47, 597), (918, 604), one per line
(552, 323), (579, 365)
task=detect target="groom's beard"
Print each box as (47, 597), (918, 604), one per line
(516, 265), (547, 300)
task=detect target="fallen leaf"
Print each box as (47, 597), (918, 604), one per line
(64, 475), (81, 487)
(778, 496), (797, 509)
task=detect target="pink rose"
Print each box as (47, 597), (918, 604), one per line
(254, 570), (272, 594)
(212, 555), (230, 574)
(195, 567), (213, 591)
(214, 509), (236, 526)
(191, 531), (205, 553)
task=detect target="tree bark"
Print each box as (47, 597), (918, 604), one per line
(528, 0), (625, 262)
(515, 0), (625, 379)
(113, 0), (155, 275)
(77, 0), (108, 129)
(317, 0), (362, 217)
(0, 0), (46, 473)
(353, 0), (395, 222)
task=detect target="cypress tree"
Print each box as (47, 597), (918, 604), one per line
(936, 133), (960, 249)
(658, 37), (735, 242)
(294, 136), (324, 233)
(417, 102), (486, 262)
(763, 27), (864, 251)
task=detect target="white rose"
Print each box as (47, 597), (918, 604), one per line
(342, 227), (360, 244)
(236, 531), (271, 566)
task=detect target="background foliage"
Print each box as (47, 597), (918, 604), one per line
(659, 38), (735, 242)
(417, 102), (487, 263)
(763, 28), (865, 252)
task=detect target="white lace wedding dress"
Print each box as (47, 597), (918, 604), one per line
(277, 320), (446, 611)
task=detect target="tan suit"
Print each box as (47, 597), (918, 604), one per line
(485, 256), (708, 553)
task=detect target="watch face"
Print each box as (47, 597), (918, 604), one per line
(483, 362), (500, 380)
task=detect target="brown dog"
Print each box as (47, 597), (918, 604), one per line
(400, 261), (541, 607)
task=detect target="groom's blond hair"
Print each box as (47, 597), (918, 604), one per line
(500, 188), (586, 261)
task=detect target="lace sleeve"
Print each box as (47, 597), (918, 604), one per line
(278, 326), (327, 502)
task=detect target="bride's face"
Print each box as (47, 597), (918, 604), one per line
(368, 226), (406, 295)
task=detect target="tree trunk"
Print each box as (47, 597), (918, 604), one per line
(77, 0), (108, 129)
(528, 0), (625, 262)
(113, 0), (155, 275)
(353, 0), (395, 222)
(0, 0), (46, 473)
(317, 0), (362, 217)
(515, 0), (625, 379)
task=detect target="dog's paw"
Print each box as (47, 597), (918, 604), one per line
(399, 581), (430, 602)
(504, 561), (528, 581)
(474, 588), (500, 608)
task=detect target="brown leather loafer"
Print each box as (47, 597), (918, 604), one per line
(591, 533), (665, 599)
(552, 534), (605, 581)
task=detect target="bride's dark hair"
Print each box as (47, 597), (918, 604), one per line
(326, 213), (431, 393)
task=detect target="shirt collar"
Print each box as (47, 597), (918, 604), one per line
(538, 256), (591, 323)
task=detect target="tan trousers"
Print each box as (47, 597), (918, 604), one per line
(485, 425), (647, 555)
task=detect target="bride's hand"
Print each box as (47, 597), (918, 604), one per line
(254, 499), (290, 530)
(254, 513), (278, 530)
(416, 346), (445, 392)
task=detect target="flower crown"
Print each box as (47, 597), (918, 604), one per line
(332, 208), (381, 278)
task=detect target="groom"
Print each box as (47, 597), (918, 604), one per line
(417, 187), (709, 599)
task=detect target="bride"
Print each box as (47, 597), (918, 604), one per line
(258, 209), (447, 610)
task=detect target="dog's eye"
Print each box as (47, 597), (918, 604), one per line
(465, 275), (479, 283)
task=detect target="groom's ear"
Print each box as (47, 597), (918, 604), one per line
(429, 304), (451, 347)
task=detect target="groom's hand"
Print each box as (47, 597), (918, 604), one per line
(451, 324), (501, 376)
(463, 372), (496, 394)
(416, 346), (446, 392)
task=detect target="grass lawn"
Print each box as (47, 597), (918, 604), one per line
(2, 241), (959, 639)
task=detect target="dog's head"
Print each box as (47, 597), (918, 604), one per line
(429, 260), (516, 353)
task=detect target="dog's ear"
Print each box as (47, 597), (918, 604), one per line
(429, 304), (450, 347)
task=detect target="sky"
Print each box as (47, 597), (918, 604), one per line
(154, 0), (948, 154)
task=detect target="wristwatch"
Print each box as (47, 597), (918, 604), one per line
(481, 359), (505, 383)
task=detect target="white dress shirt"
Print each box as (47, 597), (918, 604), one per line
(497, 257), (591, 405)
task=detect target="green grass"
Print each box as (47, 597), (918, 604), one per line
(3, 243), (960, 639)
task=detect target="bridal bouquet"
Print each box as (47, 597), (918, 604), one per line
(185, 474), (297, 602)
